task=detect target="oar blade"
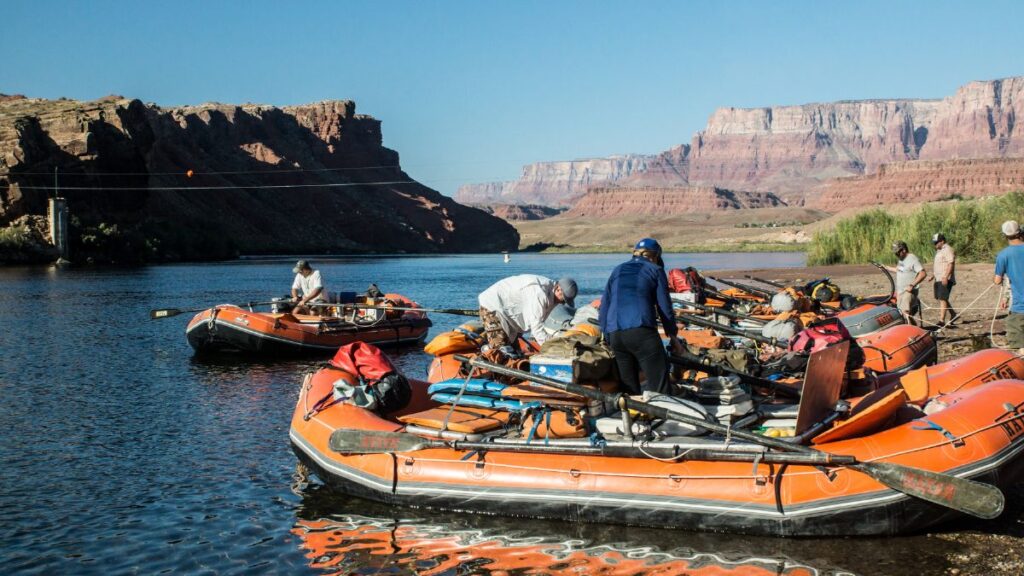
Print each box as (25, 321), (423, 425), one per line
(328, 429), (430, 454)
(150, 308), (181, 320)
(857, 461), (1004, 519)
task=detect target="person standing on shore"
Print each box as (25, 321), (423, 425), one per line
(599, 238), (683, 396)
(929, 233), (957, 327)
(994, 221), (1024, 355)
(890, 240), (926, 326)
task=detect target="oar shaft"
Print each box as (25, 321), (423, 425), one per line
(455, 355), (828, 459)
(745, 275), (787, 289)
(674, 299), (765, 324)
(710, 277), (774, 299)
(667, 352), (800, 398)
(679, 314), (780, 346)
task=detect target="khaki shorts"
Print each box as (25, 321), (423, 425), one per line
(1006, 312), (1024, 349)
(897, 290), (920, 315)
(479, 307), (512, 349)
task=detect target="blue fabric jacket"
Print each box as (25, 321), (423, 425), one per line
(599, 256), (678, 337)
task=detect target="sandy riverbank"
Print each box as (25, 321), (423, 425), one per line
(718, 261), (1023, 575)
(718, 262), (1010, 362)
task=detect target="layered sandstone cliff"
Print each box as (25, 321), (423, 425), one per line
(813, 157), (1024, 211)
(465, 76), (1024, 209)
(475, 204), (565, 221)
(455, 155), (655, 208)
(0, 95), (518, 263)
(563, 186), (783, 218)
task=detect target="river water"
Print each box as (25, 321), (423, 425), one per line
(0, 253), (1004, 575)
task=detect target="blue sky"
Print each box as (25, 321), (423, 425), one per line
(3, 1), (1022, 196)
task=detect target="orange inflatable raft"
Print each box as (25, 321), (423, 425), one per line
(186, 294), (430, 355)
(290, 348), (1024, 537)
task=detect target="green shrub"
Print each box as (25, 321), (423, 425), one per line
(807, 192), (1024, 265)
(0, 222), (34, 249)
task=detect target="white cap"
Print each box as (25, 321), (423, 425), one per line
(1002, 221), (1021, 237)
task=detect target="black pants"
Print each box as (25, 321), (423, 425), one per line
(608, 327), (670, 396)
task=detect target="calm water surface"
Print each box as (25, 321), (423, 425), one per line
(0, 253), (998, 575)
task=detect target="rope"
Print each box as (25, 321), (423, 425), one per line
(911, 282), (998, 334)
(14, 180), (415, 191)
(990, 282), (1012, 350)
(441, 367), (478, 432)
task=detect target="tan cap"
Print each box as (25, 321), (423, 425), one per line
(1002, 221), (1021, 237)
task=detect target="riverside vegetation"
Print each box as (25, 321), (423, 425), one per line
(807, 191), (1024, 265)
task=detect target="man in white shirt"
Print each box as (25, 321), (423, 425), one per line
(478, 274), (577, 353)
(290, 260), (325, 314)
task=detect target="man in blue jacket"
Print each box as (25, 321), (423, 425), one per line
(599, 238), (683, 395)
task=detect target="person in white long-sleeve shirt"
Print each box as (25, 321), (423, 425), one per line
(478, 274), (577, 352)
(290, 260), (326, 315)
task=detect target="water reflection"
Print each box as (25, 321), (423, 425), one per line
(293, 488), (853, 576)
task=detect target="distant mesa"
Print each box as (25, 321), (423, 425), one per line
(473, 204), (566, 221)
(0, 95), (518, 264)
(460, 76), (1024, 213)
(564, 186), (784, 218)
(455, 154), (656, 208)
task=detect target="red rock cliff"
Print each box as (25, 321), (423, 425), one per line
(813, 157), (1024, 210)
(0, 96), (518, 262)
(563, 186), (782, 217)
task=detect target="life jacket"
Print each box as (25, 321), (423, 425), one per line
(668, 267), (706, 302)
(423, 323), (484, 356)
(787, 317), (851, 355)
(328, 342), (410, 414)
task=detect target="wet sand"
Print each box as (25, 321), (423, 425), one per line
(717, 262), (1024, 576)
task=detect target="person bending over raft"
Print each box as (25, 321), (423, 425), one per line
(599, 238), (684, 396)
(291, 260), (326, 315)
(478, 275), (578, 356)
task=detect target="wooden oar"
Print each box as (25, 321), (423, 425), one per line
(454, 355), (1004, 520)
(149, 301), (281, 319)
(328, 429), (853, 464)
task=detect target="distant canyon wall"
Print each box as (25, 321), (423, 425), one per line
(564, 186), (783, 217)
(462, 76), (1024, 212)
(0, 95), (518, 263)
(455, 154), (655, 208)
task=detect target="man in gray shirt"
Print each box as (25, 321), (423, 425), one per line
(890, 240), (926, 326)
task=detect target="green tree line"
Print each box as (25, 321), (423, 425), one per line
(807, 192), (1024, 265)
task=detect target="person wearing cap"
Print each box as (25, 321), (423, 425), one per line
(599, 238), (683, 396)
(929, 233), (957, 327)
(994, 220), (1024, 354)
(290, 260), (326, 315)
(889, 240), (926, 326)
(477, 274), (577, 352)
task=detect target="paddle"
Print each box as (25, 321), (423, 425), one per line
(150, 301), (282, 319)
(454, 354), (1005, 520)
(745, 275), (787, 290)
(328, 429), (854, 465)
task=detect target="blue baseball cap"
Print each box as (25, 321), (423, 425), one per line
(634, 238), (662, 255)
